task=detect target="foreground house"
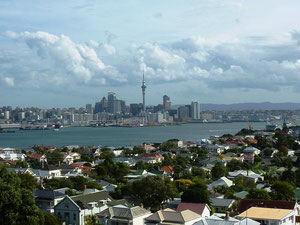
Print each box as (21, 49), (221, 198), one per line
(237, 207), (295, 225)
(144, 208), (201, 225)
(97, 204), (151, 225)
(195, 215), (260, 225)
(210, 198), (235, 213)
(33, 189), (66, 214)
(54, 191), (128, 225)
(176, 202), (211, 218)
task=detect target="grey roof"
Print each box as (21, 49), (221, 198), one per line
(194, 217), (260, 225)
(71, 190), (112, 209)
(98, 205), (150, 220)
(33, 189), (65, 200)
(211, 198), (235, 207)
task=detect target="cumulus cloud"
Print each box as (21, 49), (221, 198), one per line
(1, 30), (300, 95)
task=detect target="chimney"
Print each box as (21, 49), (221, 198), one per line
(140, 203), (144, 208)
(247, 170), (249, 176)
(84, 185), (87, 190)
(225, 211), (230, 220)
(58, 161), (61, 167)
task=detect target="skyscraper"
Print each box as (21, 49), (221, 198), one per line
(108, 92), (116, 114)
(191, 101), (200, 120)
(163, 95), (171, 111)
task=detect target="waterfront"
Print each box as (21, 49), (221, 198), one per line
(0, 122), (266, 149)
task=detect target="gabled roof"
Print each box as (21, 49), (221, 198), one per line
(177, 202), (210, 215)
(160, 166), (174, 173)
(98, 205), (150, 220)
(145, 209), (200, 224)
(142, 153), (163, 158)
(33, 189), (65, 200)
(238, 207), (293, 220)
(70, 190), (112, 209)
(238, 199), (296, 213)
(27, 154), (44, 159)
(211, 198), (235, 207)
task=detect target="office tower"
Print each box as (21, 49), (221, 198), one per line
(86, 104), (93, 113)
(191, 101), (200, 120)
(108, 92), (116, 114)
(163, 95), (171, 111)
(4, 111), (10, 120)
(178, 106), (190, 120)
(130, 103), (142, 116)
(18, 112), (25, 121)
(114, 100), (122, 114)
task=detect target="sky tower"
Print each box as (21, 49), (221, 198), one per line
(141, 71), (147, 123)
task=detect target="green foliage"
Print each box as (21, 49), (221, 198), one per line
(95, 159), (130, 183)
(99, 148), (115, 160)
(122, 176), (178, 211)
(160, 140), (177, 151)
(211, 162), (227, 180)
(45, 149), (64, 165)
(281, 169), (296, 185)
(236, 128), (254, 136)
(226, 159), (244, 171)
(18, 172), (38, 190)
(247, 189), (271, 200)
(271, 181), (295, 201)
(133, 146), (146, 155)
(0, 165), (45, 225)
(233, 176), (256, 192)
(181, 179), (210, 204)
(43, 213), (61, 225)
(86, 215), (99, 225)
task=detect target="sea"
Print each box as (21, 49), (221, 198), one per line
(0, 122), (267, 149)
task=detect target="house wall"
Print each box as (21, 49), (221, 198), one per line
(54, 198), (81, 225)
(202, 206), (211, 217)
(133, 213), (152, 225)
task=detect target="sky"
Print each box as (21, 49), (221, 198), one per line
(1, 0), (300, 107)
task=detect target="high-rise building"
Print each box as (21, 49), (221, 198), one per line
(178, 106), (190, 120)
(191, 101), (200, 120)
(108, 92), (116, 114)
(163, 95), (171, 111)
(114, 100), (122, 114)
(4, 111), (10, 120)
(86, 104), (93, 114)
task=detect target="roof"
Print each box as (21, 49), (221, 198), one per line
(145, 209), (200, 224)
(161, 166), (174, 173)
(71, 163), (92, 171)
(238, 199), (296, 213)
(98, 205), (150, 220)
(238, 207), (293, 220)
(71, 190), (112, 209)
(27, 154), (44, 159)
(33, 189), (65, 200)
(176, 202), (210, 215)
(211, 198), (235, 207)
(233, 191), (249, 199)
(142, 153), (163, 158)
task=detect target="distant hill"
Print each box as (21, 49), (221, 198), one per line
(172, 102), (300, 111)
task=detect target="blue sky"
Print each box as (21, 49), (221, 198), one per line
(1, 0), (300, 107)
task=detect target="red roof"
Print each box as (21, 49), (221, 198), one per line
(71, 163), (92, 171)
(27, 154), (44, 159)
(296, 216), (300, 223)
(160, 166), (174, 173)
(243, 154), (254, 161)
(143, 153), (163, 158)
(177, 202), (208, 215)
(238, 199), (296, 213)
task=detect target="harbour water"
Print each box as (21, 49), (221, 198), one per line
(0, 122), (266, 149)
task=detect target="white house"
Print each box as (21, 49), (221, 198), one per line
(243, 147), (261, 155)
(208, 177), (233, 191)
(176, 202), (211, 218)
(98, 205), (152, 225)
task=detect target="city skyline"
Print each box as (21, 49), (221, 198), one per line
(1, 1), (300, 107)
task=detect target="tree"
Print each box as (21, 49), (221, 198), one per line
(227, 159), (244, 171)
(46, 149), (64, 165)
(211, 162), (227, 180)
(247, 189), (271, 200)
(0, 165), (45, 225)
(271, 181), (295, 201)
(281, 169), (296, 185)
(123, 176), (178, 211)
(43, 213), (61, 225)
(18, 172), (38, 190)
(181, 180), (210, 205)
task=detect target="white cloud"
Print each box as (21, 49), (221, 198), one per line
(2, 77), (14, 87)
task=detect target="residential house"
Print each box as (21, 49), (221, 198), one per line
(208, 177), (233, 191)
(63, 154), (74, 165)
(144, 209), (201, 225)
(54, 191), (129, 225)
(237, 207), (295, 225)
(210, 198), (235, 213)
(194, 215), (260, 225)
(160, 166), (174, 175)
(205, 145), (226, 154)
(176, 202), (211, 217)
(237, 199), (300, 216)
(98, 204), (151, 225)
(33, 189), (66, 213)
(141, 153), (164, 164)
(27, 153), (47, 166)
(228, 170), (264, 183)
(243, 147), (261, 155)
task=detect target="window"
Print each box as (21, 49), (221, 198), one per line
(57, 212), (61, 218)
(73, 213), (76, 221)
(64, 203), (69, 208)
